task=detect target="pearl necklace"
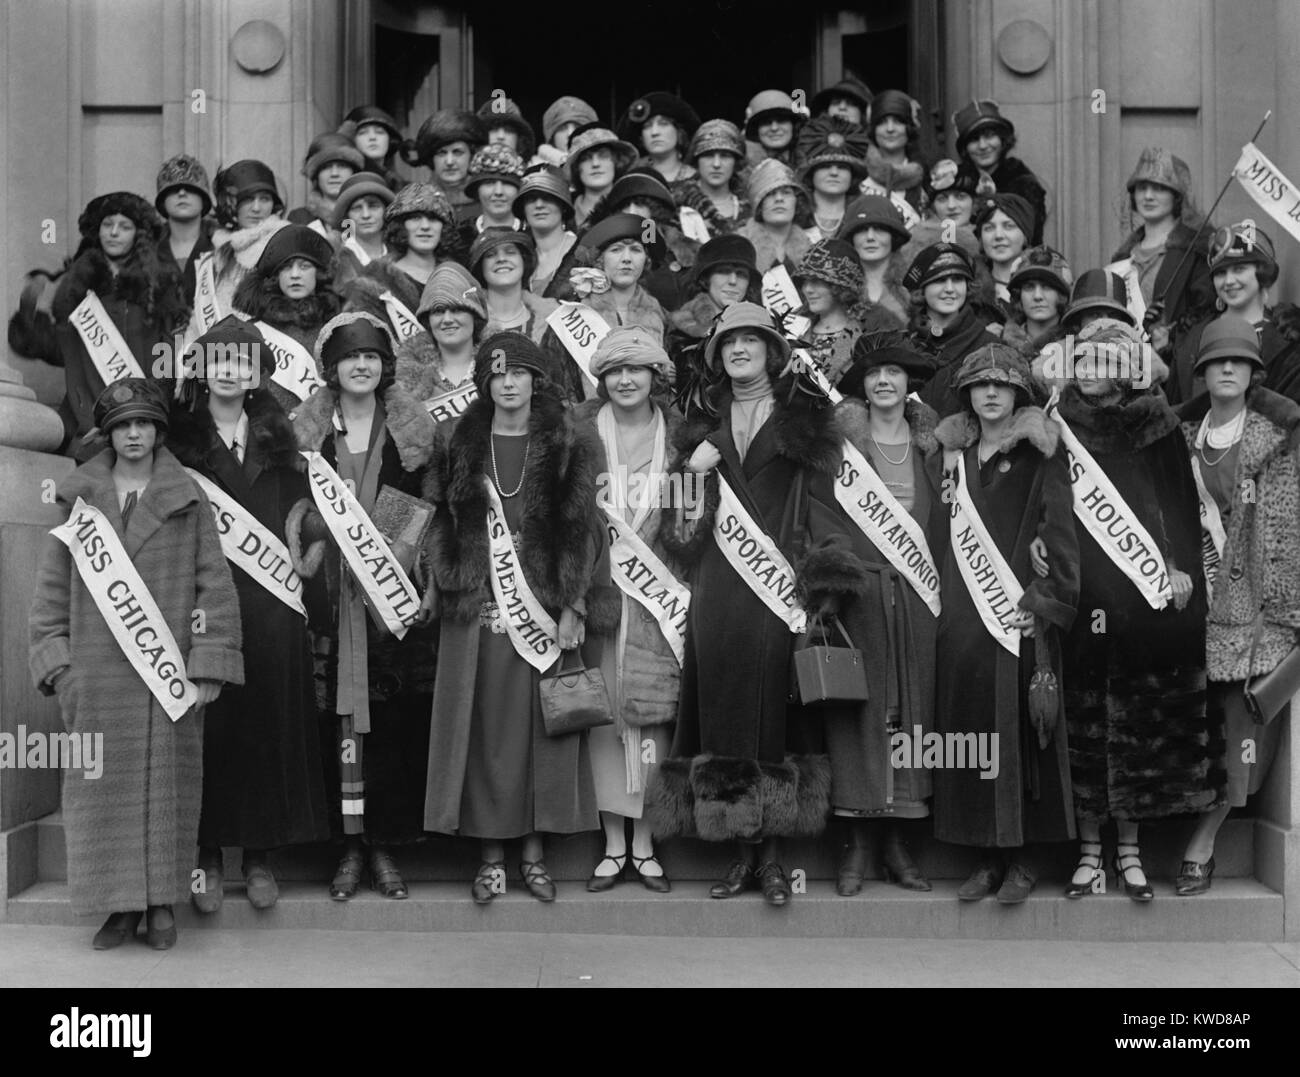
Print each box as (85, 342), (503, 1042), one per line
(871, 434), (911, 466)
(490, 434), (529, 498)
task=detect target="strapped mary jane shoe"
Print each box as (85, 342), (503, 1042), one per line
(586, 853), (628, 892)
(1113, 843), (1154, 903)
(630, 853), (671, 893)
(472, 860), (507, 904)
(1064, 840), (1104, 899)
(520, 859), (557, 902)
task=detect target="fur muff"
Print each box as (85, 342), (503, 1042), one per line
(935, 405), (1060, 458)
(424, 390), (615, 626)
(796, 544), (871, 611)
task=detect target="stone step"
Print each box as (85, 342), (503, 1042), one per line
(6, 878), (1281, 940)
(34, 811), (1260, 883)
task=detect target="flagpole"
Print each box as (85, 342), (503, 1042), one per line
(1147, 109), (1273, 328)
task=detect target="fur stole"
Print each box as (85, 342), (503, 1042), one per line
(291, 382), (436, 472)
(167, 388), (302, 473)
(51, 247), (187, 333)
(738, 219), (813, 274)
(935, 405), (1060, 458)
(212, 217), (289, 271)
(1052, 388), (1178, 453)
(342, 258), (425, 320)
(865, 145), (925, 192)
(671, 178), (753, 236)
(835, 396), (940, 458)
(233, 273), (340, 327)
(670, 291), (724, 340)
(423, 390), (618, 627)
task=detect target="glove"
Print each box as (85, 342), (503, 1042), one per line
(285, 498), (328, 578)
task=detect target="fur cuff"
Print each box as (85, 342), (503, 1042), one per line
(583, 583), (622, 635)
(286, 497), (327, 578)
(796, 544), (869, 615)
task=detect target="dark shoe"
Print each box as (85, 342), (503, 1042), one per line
(996, 862), (1036, 905)
(145, 904), (177, 950)
(191, 861), (223, 915)
(709, 858), (755, 899)
(836, 841), (867, 897)
(472, 860), (507, 905)
(882, 830), (932, 892)
(520, 860), (557, 902)
(1112, 843), (1154, 903)
(92, 911), (142, 951)
(1064, 840), (1104, 899)
(630, 853), (671, 893)
(756, 861), (792, 907)
(586, 853), (627, 892)
(369, 849), (408, 900)
(1175, 857), (1215, 896)
(329, 850), (365, 901)
(244, 862), (279, 910)
(957, 860), (1004, 902)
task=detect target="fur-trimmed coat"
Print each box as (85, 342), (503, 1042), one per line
(738, 219), (813, 275)
(233, 277), (341, 414)
(541, 284), (668, 403)
(645, 382), (870, 842)
(341, 257), (430, 344)
(209, 217), (288, 315)
(1179, 388), (1300, 683)
(419, 389), (620, 835)
(912, 306), (1004, 417)
(826, 397), (945, 813)
(167, 392), (331, 847)
(862, 145), (927, 213)
(1054, 388), (1218, 821)
(984, 155), (1048, 246)
(29, 447), (243, 914)
(671, 177), (754, 238)
(292, 383), (439, 701)
(16, 247), (189, 455)
(927, 406), (1080, 847)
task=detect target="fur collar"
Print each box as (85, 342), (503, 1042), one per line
(670, 291), (724, 340)
(935, 405), (1060, 457)
(51, 247), (184, 327)
(213, 217), (288, 267)
(835, 396), (940, 457)
(167, 389), (302, 472)
(680, 380), (843, 475)
(347, 258), (425, 311)
(585, 284), (665, 337)
(59, 444), (199, 517)
(1054, 387), (1178, 452)
(291, 383), (436, 471)
(865, 144), (924, 191)
(738, 219), (813, 273)
(672, 179), (752, 235)
(232, 271), (340, 327)
(1178, 388), (1300, 475)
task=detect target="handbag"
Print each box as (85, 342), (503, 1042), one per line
(790, 614), (869, 705)
(1243, 612), (1300, 726)
(539, 649), (614, 737)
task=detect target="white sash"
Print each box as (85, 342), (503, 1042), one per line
(1049, 405), (1172, 610)
(791, 346), (843, 402)
(483, 477), (561, 671)
(678, 205), (712, 244)
(545, 303), (612, 388)
(835, 439), (942, 617)
(713, 474), (807, 633)
(1104, 258), (1148, 327)
(300, 452), (423, 637)
(857, 179), (920, 230)
(184, 469), (306, 618)
(70, 292), (146, 385)
(380, 291), (423, 340)
(51, 499), (198, 720)
(947, 453), (1024, 655)
(1190, 455), (1225, 599)
(424, 382), (479, 424)
(602, 506), (690, 665)
(194, 252), (221, 333)
(255, 321), (326, 401)
(308, 219), (329, 239)
(760, 264), (802, 321)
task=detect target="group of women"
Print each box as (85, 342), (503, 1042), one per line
(15, 80), (1299, 951)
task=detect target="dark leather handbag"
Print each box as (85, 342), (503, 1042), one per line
(790, 615), (869, 705)
(1243, 613), (1300, 726)
(539, 649), (614, 737)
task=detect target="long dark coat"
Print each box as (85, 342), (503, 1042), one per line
(827, 397), (945, 814)
(913, 306), (1003, 417)
(1054, 388), (1218, 821)
(168, 391), (331, 849)
(1112, 221), (1214, 343)
(29, 447), (244, 914)
(646, 381), (870, 842)
(420, 389), (622, 835)
(928, 406), (1080, 848)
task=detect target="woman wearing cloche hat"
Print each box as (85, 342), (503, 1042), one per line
(422, 332), (619, 905)
(29, 377), (243, 950)
(738, 158), (813, 273)
(571, 327), (689, 894)
(951, 99), (1047, 245)
(673, 119), (753, 239)
(646, 302), (869, 908)
(289, 310), (438, 904)
(1173, 315), (1300, 895)
(618, 91), (702, 184)
(927, 344), (1080, 904)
